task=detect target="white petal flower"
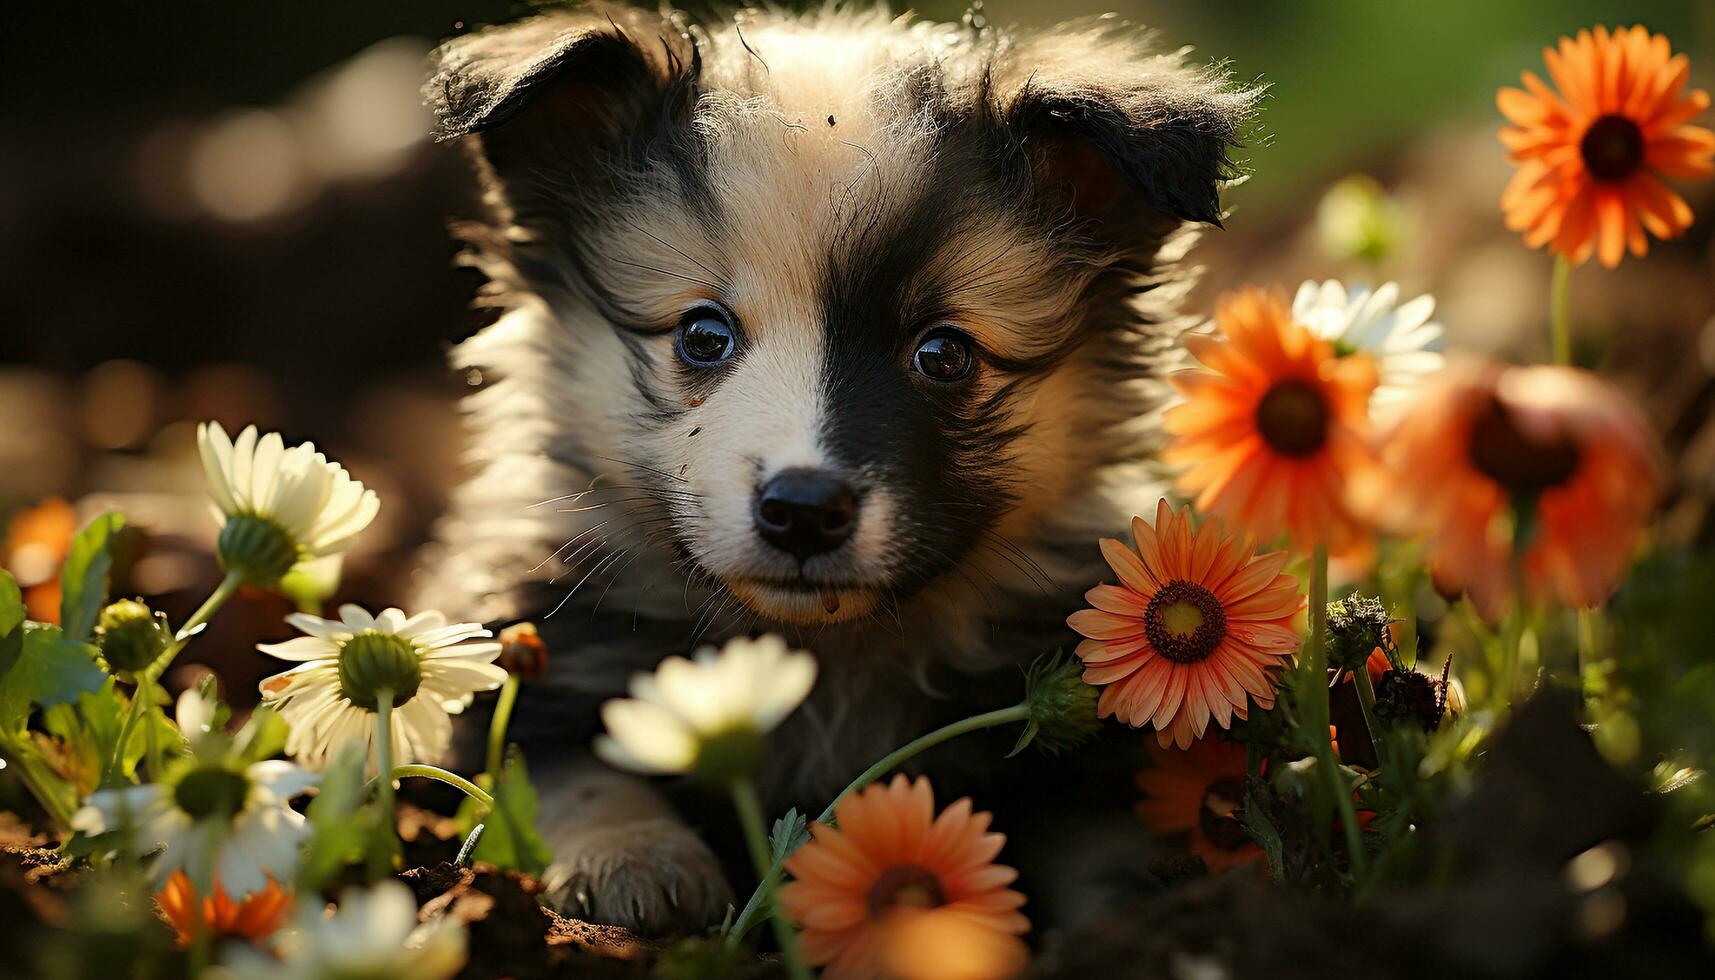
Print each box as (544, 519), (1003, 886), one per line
(198, 421), (380, 582)
(72, 756), (315, 897)
(595, 634), (817, 779)
(1291, 280), (1446, 414)
(214, 881), (467, 980)
(258, 603), (506, 771)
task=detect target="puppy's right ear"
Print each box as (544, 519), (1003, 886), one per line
(425, 10), (694, 200)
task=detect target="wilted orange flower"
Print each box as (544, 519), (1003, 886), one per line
(1068, 499), (1303, 749)
(1499, 25), (1714, 267)
(1136, 738), (1260, 873)
(781, 775), (1028, 980)
(1163, 287), (1378, 555)
(1355, 360), (1662, 615)
(156, 871), (291, 948)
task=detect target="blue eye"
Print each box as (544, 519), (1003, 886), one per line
(675, 305), (738, 365)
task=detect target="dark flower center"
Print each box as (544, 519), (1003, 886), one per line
(1145, 580), (1228, 664)
(1468, 398), (1581, 497)
(1198, 775), (1252, 851)
(1254, 379), (1330, 457)
(866, 865), (947, 915)
(1580, 114), (1646, 183)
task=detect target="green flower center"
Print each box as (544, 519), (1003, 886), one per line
(690, 726), (765, 785)
(174, 765), (251, 821)
(1254, 379), (1330, 457)
(1145, 580), (1228, 665)
(337, 630), (423, 710)
(217, 513), (301, 585)
(866, 864), (947, 915)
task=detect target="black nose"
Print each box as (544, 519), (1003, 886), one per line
(754, 468), (858, 560)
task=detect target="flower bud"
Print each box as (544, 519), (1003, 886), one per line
(1325, 594), (1393, 675)
(1014, 652), (1101, 757)
(496, 622), (548, 682)
(96, 599), (171, 675)
(217, 514), (300, 586)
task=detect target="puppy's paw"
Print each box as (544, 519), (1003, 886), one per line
(541, 817), (733, 937)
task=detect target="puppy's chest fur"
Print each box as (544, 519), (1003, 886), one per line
(416, 4), (1254, 808)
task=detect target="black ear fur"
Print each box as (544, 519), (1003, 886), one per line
(423, 9), (698, 190)
(1007, 74), (1254, 230)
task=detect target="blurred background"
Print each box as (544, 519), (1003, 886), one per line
(2, 0), (1712, 703)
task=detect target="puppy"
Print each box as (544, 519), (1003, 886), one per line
(418, 2), (1254, 936)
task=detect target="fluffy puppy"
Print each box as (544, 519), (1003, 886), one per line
(419, 1), (1255, 935)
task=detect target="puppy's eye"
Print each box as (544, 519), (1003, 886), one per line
(912, 329), (975, 382)
(675, 305), (738, 366)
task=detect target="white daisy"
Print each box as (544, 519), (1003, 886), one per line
(1291, 279), (1446, 413)
(257, 604), (506, 772)
(215, 881), (467, 980)
(595, 634), (817, 782)
(71, 689), (315, 898)
(198, 421), (380, 584)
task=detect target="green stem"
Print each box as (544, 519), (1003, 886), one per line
(727, 701), (1033, 945)
(1306, 546), (1366, 878)
(1352, 662), (1384, 758)
(106, 571), (244, 786)
(375, 764), (494, 809)
(486, 675), (521, 779)
(732, 778), (812, 980)
(369, 690), (396, 880)
(1550, 254), (1573, 365)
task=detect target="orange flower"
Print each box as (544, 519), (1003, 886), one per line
(781, 775), (1028, 980)
(3, 497), (77, 623)
(1068, 499), (1304, 749)
(1163, 287), (1378, 555)
(1499, 25), (1714, 267)
(878, 907), (1029, 980)
(156, 871), (292, 948)
(1136, 738), (1260, 873)
(1355, 360), (1662, 615)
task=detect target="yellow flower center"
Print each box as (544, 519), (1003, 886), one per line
(1580, 114), (1645, 184)
(1254, 379), (1330, 457)
(1145, 580), (1228, 664)
(866, 864), (947, 915)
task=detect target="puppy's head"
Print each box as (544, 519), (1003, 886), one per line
(430, 6), (1254, 627)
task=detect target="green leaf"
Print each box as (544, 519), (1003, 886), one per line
(0, 623), (107, 738)
(234, 706), (289, 764)
(769, 807), (810, 864)
(0, 570), (23, 677)
(59, 512), (124, 642)
(41, 679), (138, 790)
(467, 749), (552, 876)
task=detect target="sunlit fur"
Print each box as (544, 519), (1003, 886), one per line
(419, 3), (1256, 799)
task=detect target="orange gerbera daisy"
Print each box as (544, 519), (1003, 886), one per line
(878, 906), (1029, 980)
(1499, 25), (1714, 267)
(781, 775), (1028, 980)
(156, 871), (292, 948)
(1068, 499), (1304, 749)
(1163, 286), (1378, 555)
(1136, 738), (1260, 873)
(1355, 360), (1663, 615)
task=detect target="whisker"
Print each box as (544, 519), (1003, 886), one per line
(594, 454), (692, 485)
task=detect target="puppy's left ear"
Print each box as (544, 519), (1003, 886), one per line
(1003, 58), (1258, 241)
